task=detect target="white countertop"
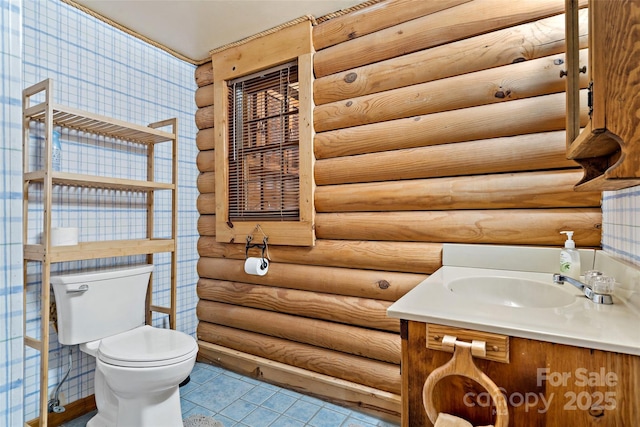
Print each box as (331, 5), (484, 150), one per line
(387, 244), (640, 356)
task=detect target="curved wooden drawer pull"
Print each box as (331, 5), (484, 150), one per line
(423, 336), (509, 427)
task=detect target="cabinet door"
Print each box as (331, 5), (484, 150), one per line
(590, 0), (640, 181)
(403, 321), (640, 426)
(564, 0), (640, 190)
(564, 0), (582, 146)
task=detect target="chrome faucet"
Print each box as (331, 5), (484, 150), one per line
(553, 274), (613, 305)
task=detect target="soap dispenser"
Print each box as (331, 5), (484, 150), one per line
(560, 231), (581, 280)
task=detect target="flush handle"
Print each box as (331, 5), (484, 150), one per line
(66, 284), (89, 294)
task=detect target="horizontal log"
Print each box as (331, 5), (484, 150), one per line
(315, 131), (575, 186)
(315, 170), (601, 212)
(196, 194), (216, 214)
(314, 50), (588, 132)
(198, 322), (401, 393)
(315, 209), (602, 246)
(195, 105), (214, 130)
(197, 278), (399, 332)
(314, 10), (588, 105)
(313, 0), (470, 50)
(196, 342), (401, 421)
(314, 91), (586, 160)
(196, 128), (215, 151)
(313, 0), (568, 77)
(197, 238), (442, 274)
(196, 149), (214, 172)
(195, 61), (213, 87)
(197, 257), (423, 301)
(191, 162), (599, 212)
(197, 215), (216, 237)
(197, 301), (401, 364)
(197, 172), (215, 194)
(195, 84), (214, 108)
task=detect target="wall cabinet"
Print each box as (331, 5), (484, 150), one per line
(22, 78), (178, 427)
(401, 321), (640, 426)
(564, 0), (640, 191)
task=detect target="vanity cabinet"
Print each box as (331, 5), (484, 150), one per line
(22, 78), (178, 427)
(564, 0), (640, 191)
(402, 320), (640, 426)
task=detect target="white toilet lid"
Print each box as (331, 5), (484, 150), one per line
(97, 325), (198, 367)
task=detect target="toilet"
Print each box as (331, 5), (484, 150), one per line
(51, 264), (198, 427)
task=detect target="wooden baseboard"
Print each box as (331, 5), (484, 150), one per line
(197, 341), (401, 423)
(26, 395), (96, 427)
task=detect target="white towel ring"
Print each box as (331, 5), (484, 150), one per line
(422, 339), (509, 427)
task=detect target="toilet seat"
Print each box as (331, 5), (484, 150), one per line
(97, 325), (198, 368)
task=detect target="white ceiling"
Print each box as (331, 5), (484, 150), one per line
(73, 0), (365, 63)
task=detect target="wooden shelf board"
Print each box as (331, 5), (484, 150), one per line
(24, 102), (175, 145)
(567, 123), (620, 160)
(23, 239), (175, 262)
(23, 244), (46, 262)
(24, 171), (174, 191)
(24, 336), (42, 351)
(150, 305), (172, 314)
(575, 175), (640, 192)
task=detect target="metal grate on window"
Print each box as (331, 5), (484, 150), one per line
(228, 61), (300, 221)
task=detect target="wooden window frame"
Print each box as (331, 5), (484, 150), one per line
(212, 21), (315, 246)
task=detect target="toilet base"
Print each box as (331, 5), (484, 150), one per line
(87, 356), (192, 427)
(86, 412), (114, 427)
(87, 386), (183, 427)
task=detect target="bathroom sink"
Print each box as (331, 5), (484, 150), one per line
(387, 245), (640, 357)
(446, 276), (577, 308)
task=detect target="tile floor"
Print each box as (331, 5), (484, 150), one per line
(61, 362), (400, 427)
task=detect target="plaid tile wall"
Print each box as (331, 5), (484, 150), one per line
(1, 0), (199, 422)
(602, 187), (640, 267)
(1, 0), (25, 425)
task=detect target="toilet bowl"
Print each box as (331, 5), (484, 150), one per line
(50, 265), (198, 427)
(82, 326), (198, 427)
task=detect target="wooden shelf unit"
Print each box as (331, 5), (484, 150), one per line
(22, 78), (178, 427)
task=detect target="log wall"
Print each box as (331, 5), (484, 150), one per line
(194, 0), (600, 421)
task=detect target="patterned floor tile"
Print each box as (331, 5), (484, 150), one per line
(307, 407), (348, 427)
(63, 363), (399, 427)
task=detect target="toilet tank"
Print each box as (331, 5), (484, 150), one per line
(51, 264), (153, 345)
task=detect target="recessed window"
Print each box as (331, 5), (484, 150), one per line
(227, 62), (300, 221)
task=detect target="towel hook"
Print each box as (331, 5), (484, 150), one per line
(423, 336), (509, 427)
